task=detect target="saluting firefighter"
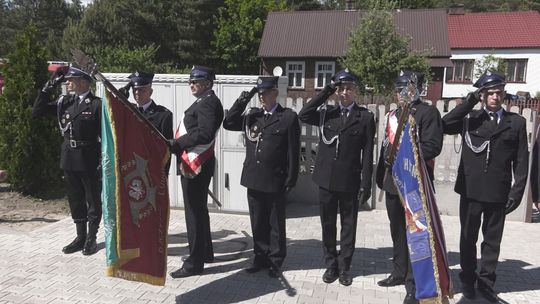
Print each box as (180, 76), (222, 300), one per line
(32, 65), (102, 256)
(168, 66), (224, 278)
(375, 71), (443, 304)
(443, 70), (528, 303)
(118, 71), (173, 172)
(298, 69), (375, 286)
(223, 76), (300, 278)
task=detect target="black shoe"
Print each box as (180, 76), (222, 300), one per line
(181, 256), (214, 263)
(377, 274), (405, 287)
(82, 237), (97, 255)
(338, 270), (353, 286)
(478, 285), (501, 303)
(403, 293), (419, 304)
(170, 267), (202, 278)
(268, 266), (280, 278)
(62, 236), (86, 254)
(461, 284), (476, 300)
(245, 263), (267, 274)
(322, 268), (339, 284)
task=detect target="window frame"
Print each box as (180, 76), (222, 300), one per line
(505, 59), (528, 83)
(286, 61), (305, 89)
(314, 61), (335, 89)
(445, 59), (475, 83)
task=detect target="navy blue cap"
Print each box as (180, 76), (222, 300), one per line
(331, 69), (359, 84)
(395, 70), (424, 90)
(128, 71), (154, 88)
(256, 76), (279, 92)
(190, 66), (215, 81)
(64, 66), (92, 82)
(473, 70), (506, 90)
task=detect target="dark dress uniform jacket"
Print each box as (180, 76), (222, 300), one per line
(174, 90), (223, 170)
(298, 89), (375, 193)
(376, 99), (443, 193)
(443, 97), (528, 203)
(223, 102), (300, 192)
(33, 91), (101, 172)
(140, 100), (173, 140)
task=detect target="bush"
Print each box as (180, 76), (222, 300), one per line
(0, 24), (63, 197)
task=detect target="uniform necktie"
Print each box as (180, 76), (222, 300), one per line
(138, 106), (144, 113)
(489, 112), (498, 128)
(341, 108), (349, 124)
(264, 113), (270, 121)
(74, 96), (80, 112)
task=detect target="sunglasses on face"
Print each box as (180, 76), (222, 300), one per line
(189, 80), (206, 85)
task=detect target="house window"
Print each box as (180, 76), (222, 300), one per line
(445, 59), (474, 83)
(315, 62), (335, 89)
(506, 59), (527, 82)
(286, 61), (304, 88)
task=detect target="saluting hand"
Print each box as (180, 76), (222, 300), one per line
(465, 88), (482, 106)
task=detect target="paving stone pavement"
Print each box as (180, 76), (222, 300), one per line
(0, 205), (539, 304)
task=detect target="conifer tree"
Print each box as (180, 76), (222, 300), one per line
(0, 24), (63, 196)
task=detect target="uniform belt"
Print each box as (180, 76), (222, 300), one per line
(65, 139), (97, 148)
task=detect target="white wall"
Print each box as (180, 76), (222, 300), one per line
(442, 48), (540, 99)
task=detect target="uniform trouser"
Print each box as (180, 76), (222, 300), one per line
(319, 187), (359, 271)
(247, 189), (287, 268)
(180, 157), (215, 272)
(64, 170), (102, 226)
(459, 197), (506, 291)
(385, 192), (415, 294)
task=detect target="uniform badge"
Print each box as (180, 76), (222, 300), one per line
(65, 113), (70, 119)
(84, 98), (91, 104)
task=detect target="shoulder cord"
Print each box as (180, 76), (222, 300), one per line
(463, 114), (491, 172)
(318, 104), (340, 158)
(243, 108), (261, 155)
(56, 95), (71, 137)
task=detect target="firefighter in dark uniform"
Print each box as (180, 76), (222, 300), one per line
(375, 71), (443, 304)
(443, 70), (528, 303)
(118, 72), (173, 172)
(223, 76), (300, 278)
(32, 66), (102, 255)
(298, 69), (375, 286)
(168, 66), (224, 278)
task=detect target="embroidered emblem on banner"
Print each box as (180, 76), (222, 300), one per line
(123, 153), (156, 226)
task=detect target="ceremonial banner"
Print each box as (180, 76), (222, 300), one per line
(392, 116), (453, 303)
(101, 89), (170, 286)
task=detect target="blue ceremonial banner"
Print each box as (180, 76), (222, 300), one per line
(392, 117), (453, 303)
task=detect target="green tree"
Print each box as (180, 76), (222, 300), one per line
(474, 53), (507, 78)
(91, 44), (170, 73)
(341, 1), (430, 95)
(0, 24), (63, 197)
(287, 0), (325, 10)
(63, 0), (223, 71)
(213, 0), (287, 74)
(0, 0), (82, 59)
(170, 0), (225, 69)
(436, 0), (540, 12)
